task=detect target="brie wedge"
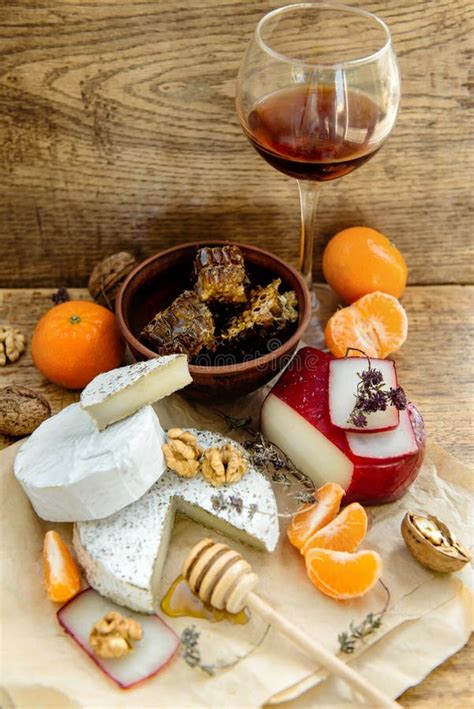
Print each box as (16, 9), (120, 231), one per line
(74, 430), (279, 613)
(14, 403), (166, 522)
(80, 355), (192, 430)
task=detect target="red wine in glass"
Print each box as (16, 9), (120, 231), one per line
(243, 84), (383, 182)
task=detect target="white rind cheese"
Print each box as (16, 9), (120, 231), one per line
(74, 430), (279, 613)
(14, 403), (166, 522)
(80, 355), (192, 430)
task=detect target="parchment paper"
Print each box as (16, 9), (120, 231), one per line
(1, 389), (472, 709)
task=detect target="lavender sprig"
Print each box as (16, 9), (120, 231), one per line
(347, 352), (407, 428)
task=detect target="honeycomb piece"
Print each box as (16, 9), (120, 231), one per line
(193, 245), (248, 305)
(140, 290), (215, 357)
(220, 279), (298, 347)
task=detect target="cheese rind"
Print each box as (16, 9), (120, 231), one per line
(74, 430), (279, 613)
(80, 355), (192, 430)
(14, 403), (166, 522)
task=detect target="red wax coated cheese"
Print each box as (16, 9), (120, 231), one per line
(261, 347), (425, 505)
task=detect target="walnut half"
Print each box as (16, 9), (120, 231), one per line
(163, 428), (202, 478)
(0, 327), (26, 366)
(89, 611), (143, 659)
(201, 444), (248, 487)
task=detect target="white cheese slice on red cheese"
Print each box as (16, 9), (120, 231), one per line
(80, 355), (192, 430)
(74, 429), (279, 613)
(14, 403), (166, 522)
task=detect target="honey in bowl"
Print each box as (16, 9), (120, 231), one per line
(161, 575), (249, 626)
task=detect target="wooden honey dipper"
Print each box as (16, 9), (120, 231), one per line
(183, 539), (399, 708)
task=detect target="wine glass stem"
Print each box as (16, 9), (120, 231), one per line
(298, 180), (322, 290)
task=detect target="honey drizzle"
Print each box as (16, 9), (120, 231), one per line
(161, 575), (249, 625)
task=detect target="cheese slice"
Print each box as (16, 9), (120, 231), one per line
(74, 429), (279, 613)
(14, 403), (166, 522)
(80, 355), (192, 430)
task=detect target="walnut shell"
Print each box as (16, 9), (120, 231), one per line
(88, 252), (138, 309)
(0, 385), (51, 436)
(401, 511), (471, 573)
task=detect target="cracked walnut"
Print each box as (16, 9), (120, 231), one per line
(162, 428), (203, 478)
(89, 611), (143, 659)
(201, 443), (248, 487)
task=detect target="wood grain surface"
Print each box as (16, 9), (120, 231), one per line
(0, 0), (473, 288)
(0, 284), (473, 705)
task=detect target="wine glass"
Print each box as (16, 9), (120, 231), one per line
(236, 2), (401, 308)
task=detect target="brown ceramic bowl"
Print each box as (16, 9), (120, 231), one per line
(116, 241), (311, 398)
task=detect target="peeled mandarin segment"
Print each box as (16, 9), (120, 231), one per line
(302, 502), (368, 554)
(287, 482), (345, 552)
(325, 306), (380, 359)
(353, 292), (408, 358)
(305, 548), (382, 600)
(325, 291), (408, 359)
(43, 530), (81, 603)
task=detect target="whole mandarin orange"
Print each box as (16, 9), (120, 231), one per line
(32, 300), (125, 389)
(322, 226), (407, 304)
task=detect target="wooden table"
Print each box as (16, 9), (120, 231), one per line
(1, 284), (472, 706)
(1, 0), (472, 289)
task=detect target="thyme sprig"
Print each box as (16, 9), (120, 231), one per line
(181, 623), (270, 676)
(208, 426), (316, 520)
(345, 349), (407, 429)
(210, 490), (300, 521)
(338, 579), (391, 654)
(214, 410), (253, 433)
(243, 432), (314, 492)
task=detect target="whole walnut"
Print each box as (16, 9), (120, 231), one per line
(0, 385), (51, 436)
(88, 252), (138, 310)
(0, 326), (26, 365)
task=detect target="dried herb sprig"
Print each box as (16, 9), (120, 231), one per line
(208, 429), (316, 519)
(181, 626), (203, 670)
(211, 492), (245, 516)
(51, 287), (70, 305)
(181, 623), (270, 676)
(345, 349), (407, 428)
(242, 431), (317, 515)
(243, 432), (287, 471)
(243, 432), (314, 491)
(338, 579), (391, 654)
(214, 410), (253, 433)
(211, 490), (288, 521)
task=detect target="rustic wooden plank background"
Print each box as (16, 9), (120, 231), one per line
(0, 0), (472, 287)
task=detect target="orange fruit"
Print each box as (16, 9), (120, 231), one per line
(322, 226), (407, 304)
(305, 548), (382, 600)
(302, 503), (368, 554)
(325, 291), (408, 359)
(43, 530), (81, 603)
(287, 482), (345, 552)
(32, 300), (125, 389)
